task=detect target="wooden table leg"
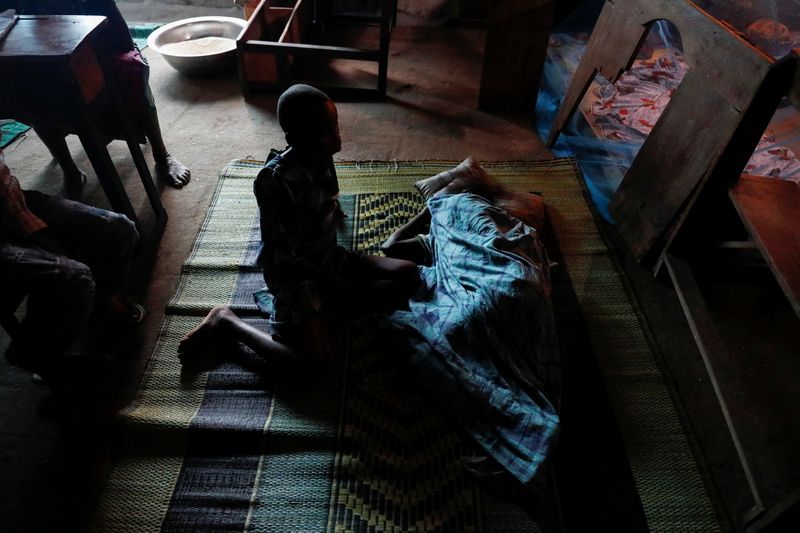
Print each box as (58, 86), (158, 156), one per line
(78, 128), (139, 231)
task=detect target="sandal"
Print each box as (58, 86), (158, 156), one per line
(121, 301), (146, 325)
(105, 297), (146, 325)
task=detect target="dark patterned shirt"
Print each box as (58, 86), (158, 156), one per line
(254, 146), (341, 290)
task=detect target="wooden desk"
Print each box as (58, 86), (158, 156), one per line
(0, 15), (166, 238)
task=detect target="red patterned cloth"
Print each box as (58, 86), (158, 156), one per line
(0, 149), (47, 240)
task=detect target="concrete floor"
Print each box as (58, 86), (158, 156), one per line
(0, 4), (553, 531)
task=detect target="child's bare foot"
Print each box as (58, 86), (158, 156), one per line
(155, 154), (191, 188)
(178, 306), (235, 366)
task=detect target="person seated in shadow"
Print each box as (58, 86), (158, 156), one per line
(178, 84), (420, 373)
(1, 0), (190, 192)
(0, 148), (144, 389)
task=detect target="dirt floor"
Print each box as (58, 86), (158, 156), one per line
(2, 2), (799, 531)
(0, 4), (553, 531)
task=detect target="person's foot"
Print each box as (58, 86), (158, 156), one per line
(178, 306), (235, 368)
(155, 154), (191, 188)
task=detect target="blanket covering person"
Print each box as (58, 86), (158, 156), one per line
(389, 192), (560, 486)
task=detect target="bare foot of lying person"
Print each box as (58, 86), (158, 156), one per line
(178, 306), (236, 372)
(155, 154), (191, 188)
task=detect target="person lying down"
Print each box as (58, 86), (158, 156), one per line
(382, 157), (561, 489)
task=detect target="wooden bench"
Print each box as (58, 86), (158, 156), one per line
(729, 175), (800, 319)
(546, 1), (800, 529)
(661, 174), (800, 531)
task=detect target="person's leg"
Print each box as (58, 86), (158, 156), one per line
(24, 190), (139, 298)
(145, 107), (191, 188)
(33, 126), (87, 198)
(178, 306), (314, 366)
(0, 241), (95, 374)
(177, 303), (342, 372)
(142, 94), (191, 188)
(115, 46), (190, 189)
(357, 255), (420, 312)
(24, 190), (144, 324)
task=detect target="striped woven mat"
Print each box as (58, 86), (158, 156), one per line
(88, 158), (720, 532)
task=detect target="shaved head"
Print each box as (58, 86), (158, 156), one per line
(277, 84), (336, 147)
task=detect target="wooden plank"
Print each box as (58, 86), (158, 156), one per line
(662, 253), (765, 527)
(791, 48), (800, 110)
(479, 0), (556, 112)
(610, 68), (765, 262)
(729, 175), (800, 318)
(243, 40), (380, 61)
(549, 0), (769, 145)
(237, 0), (271, 87)
(547, 0), (648, 144)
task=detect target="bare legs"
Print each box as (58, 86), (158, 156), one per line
(178, 306), (297, 363)
(177, 306), (327, 375)
(34, 106), (190, 194)
(381, 208), (432, 264)
(35, 127), (87, 199)
(145, 106), (191, 188)
(178, 256), (420, 372)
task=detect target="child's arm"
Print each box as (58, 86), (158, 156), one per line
(380, 207), (432, 264)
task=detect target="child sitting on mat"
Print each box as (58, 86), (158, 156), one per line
(178, 84), (419, 369)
